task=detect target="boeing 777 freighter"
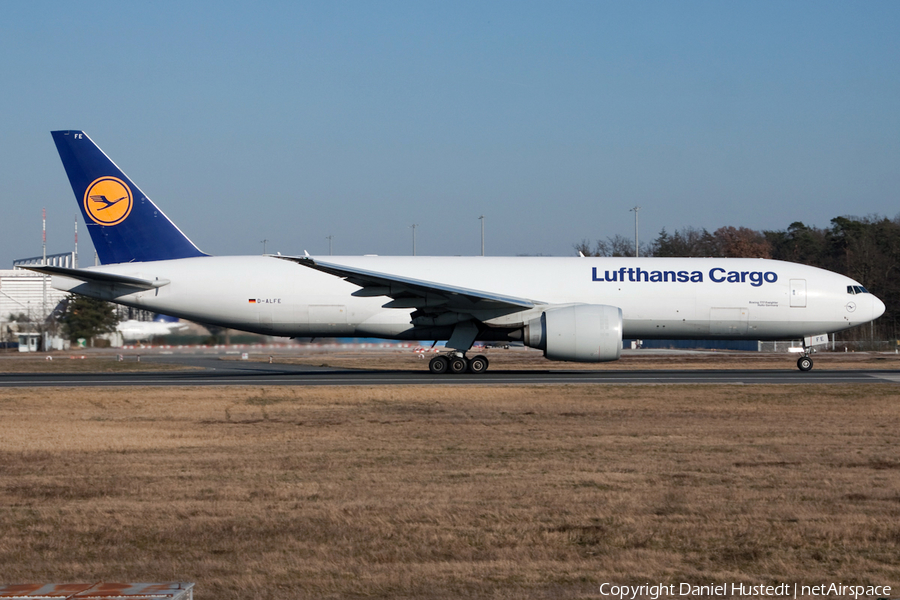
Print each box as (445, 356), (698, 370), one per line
(27, 131), (885, 374)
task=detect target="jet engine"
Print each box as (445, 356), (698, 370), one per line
(524, 304), (623, 362)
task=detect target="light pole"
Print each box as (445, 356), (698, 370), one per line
(42, 208), (47, 322)
(479, 215), (485, 256)
(261, 239), (268, 255)
(411, 224), (418, 256)
(630, 206), (640, 257)
(326, 235), (333, 255)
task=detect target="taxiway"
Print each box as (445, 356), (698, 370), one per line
(0, 354), (897, 387)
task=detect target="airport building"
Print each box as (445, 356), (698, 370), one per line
(0, 253), (74, 351)
(2, 256), (73, 318)
(2, 252), (172, 351)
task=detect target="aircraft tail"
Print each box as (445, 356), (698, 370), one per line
(51, 130), (207, 264)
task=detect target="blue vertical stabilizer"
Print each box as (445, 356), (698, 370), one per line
(51, 130), (207, 264)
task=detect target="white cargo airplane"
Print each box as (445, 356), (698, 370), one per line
(28, 131), (885, 374)
(117, 315), (188, 343)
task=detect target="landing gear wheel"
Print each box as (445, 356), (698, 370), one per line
(429, 355), (449, 374)
(468, 355), (489, 374)
(797, 356), (813, 372)
(448, 356), (468, 374)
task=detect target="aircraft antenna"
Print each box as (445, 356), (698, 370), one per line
(479, 215), (485, 256)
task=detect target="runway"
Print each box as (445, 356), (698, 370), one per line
(1, 355), (898, 387)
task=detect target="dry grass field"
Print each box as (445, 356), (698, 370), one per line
(0, 355), (194, 373)
(1, 384), (899, 599)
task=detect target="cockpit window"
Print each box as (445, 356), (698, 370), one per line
(847, 285), (869, 295)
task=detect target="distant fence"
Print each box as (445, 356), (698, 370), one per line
(759, 339), (900, 353)
(628, 339), (759, 351)
(757, 341), (804, 353)
(631, 339), (900, 353)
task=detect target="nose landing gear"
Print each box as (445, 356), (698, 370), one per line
(797, 355), (813, 372)
(795, 339), (815, 371)
(428, 353), (490, 374)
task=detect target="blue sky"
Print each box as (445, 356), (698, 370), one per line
(2, 1), (898, 264)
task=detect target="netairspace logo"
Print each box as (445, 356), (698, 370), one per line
(592, 267), (779, 287)
(598, 582), (892, 599)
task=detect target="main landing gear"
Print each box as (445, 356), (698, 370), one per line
(429, 353), (490, 374)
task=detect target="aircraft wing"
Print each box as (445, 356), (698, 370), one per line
(278, 256), (540, 313)
(23, 266), (169, 290)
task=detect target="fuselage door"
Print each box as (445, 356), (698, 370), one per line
(790, 279), (807, 308)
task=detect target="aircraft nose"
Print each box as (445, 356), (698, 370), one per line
(872, 295), (886, 320)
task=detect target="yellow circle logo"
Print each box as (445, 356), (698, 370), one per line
(84, 176), (133, 226)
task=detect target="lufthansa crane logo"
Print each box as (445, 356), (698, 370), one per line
(84, 176), (133, 226)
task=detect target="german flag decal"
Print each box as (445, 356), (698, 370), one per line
(248, 299), (256, 303)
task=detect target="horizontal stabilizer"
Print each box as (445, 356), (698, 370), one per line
(24, 266), (169, 290)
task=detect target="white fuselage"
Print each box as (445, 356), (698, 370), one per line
(51, 255), (884, 341)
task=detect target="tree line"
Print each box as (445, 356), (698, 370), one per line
(576, 215), (900, 340)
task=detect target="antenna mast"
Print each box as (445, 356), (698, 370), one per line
(630, 206), (641, 257)
(479, 215), (485, 256)
(42, 209), (47, 334)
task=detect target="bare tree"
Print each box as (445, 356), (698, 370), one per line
(712, 226), (772, 258)
(576, 235), (648, 257)
(651, 227), (717, 257)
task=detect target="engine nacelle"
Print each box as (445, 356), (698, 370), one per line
(524, 304), (623, 362)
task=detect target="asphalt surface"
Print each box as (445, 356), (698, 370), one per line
(1, 354), (898, 387)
